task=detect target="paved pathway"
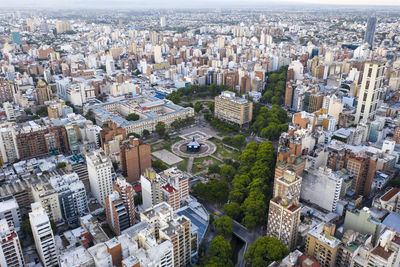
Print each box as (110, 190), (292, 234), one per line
(187, 157), (194, 173)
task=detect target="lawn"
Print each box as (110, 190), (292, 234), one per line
(151, 136), (183, 152)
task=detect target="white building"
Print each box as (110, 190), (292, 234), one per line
(0, 122), (19, 163)
(0, 195), (21, 230)
(355, 62), (385, 123)
(29, 202), (58, 267)
(3, 102), (16, 121)
(301, 167), (344, 213)
(0, 219), (24, 267)
(86, 149), (113, 205)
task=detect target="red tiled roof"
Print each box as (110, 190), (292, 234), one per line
(371, 246), (393, 260)
(381, 188), (400, 202)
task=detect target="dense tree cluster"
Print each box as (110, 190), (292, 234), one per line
(214, 215), (234, 238)
(167, 84), (233, 104)
(203, 235), (233, 267)
(208, 117), (240, 133)
(245, 236), (289, 267)
(251, 104), (288, 140)
(223, 141), (276, 228)
(222, 135), (246, 149)
(262, 66), (288, 105)
(170, 116), (195, 130)
(192, 180), (229, 203)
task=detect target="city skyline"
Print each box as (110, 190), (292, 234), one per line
(1, 0), (400, 8)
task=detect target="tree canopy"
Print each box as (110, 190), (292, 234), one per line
(214, 215), (234, 238)
(245, 236), (289, 267)
(226, 141), (276, 228)
(251, 104), (288, 140)
(126, 113), (140, 121)
(204, 235), (233, 267)
(155, 122), (166, 137)
(192, 180), (229, 203)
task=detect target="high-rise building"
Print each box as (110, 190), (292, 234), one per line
(305, 223), (341, 267)
(300, 167), (344, 212)
(3, 102), (16, 121)
(29, 202), (58, 267)
(0, 122), (19, 164)
(105, 177), (135, 235)
(141, 168), (162, 210)
(160, 16), (166, 27)
(273, 169), (302, 203)
(48, 172), (88, 224)
(347, 154), (377, 197)
(355, 62), (385, 123)
(266, 195), (301, 251)
(0, 195), (21, 230)
(214, 91), (253, 127)
(141, 167), (189, 210)
(56, 20), (71, 34)
(0, 219), (25, 267)
(86, 149), (113, 205)
(120, 137), (151, 183)
(0, 78), (16, 103)
(31, 181), (63, 223)
(153, 45), (162, 64)
(36, 79), (52, 105)
(364, 16), (377, 49)
(16, 125), (70, 160)
(141, 202), (192, 267)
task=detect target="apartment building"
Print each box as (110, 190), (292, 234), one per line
(0, 195), (21, 230)
(29, 202), (58, 267)
(305, 223), (341, 267)
(141, 202), (192, 267)
(105, 177), (135, 235)
(214, 91), (253, 127)
(266, 195), (301, 251)
(120, 137), (151, 183)
(86, 149), (113, 205)
(0, 219), (24, 267)
(141, 167), (190, 210)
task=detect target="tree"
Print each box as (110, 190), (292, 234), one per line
(20, 217), (32, 238)
(223, 202), (242, 221)
(142, 129), (150, 137)
(241, 189), (266, 228)
(152, 159), (168, 172)
(220, 165), (236, 182)
(192, 180), (229, 203)
(194, 102), (203, 113)
(24, 108), (33, 115)
(214, 215), (234, 238)
(208, 102), (215, 113)
(155, 122), (166, 137)
(56, 162), (67, 169)
(134, 193), (143, 205)
(245, 236), (289, 267)
(208, 164), (221, 175)
(205, 235), (233, 267)
(126, 113), (140, 121)
(112, 161), (119, 171)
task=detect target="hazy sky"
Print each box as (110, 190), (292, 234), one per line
(1, 0), (399, 8)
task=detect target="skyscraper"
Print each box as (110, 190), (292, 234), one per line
(105, 177), (135, 235)
(355, 62), (385, 123)
(29, 202), (58, 267)
(0, 219), (25, 267)
(364, 16), (377, 49)
(120, 137), (151, 183)
(86, 149), (113, 205)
